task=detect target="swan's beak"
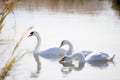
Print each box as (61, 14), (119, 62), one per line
(27, 34), (32, 37)
(59, 58), (64, 63)
(59, 43), (63, 48)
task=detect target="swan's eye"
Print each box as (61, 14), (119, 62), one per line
(30, 32), (34, 35)
(28, 32), (34, 37)
(59, 57), (66, 62)
(61, 41), (64, 45)
(63, 57), (66, 60)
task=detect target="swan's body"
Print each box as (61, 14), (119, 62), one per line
(38, 47), (66, 60)
(85, 52), (115, 62)
(81, 50), (93, 57)
(28, 31), (67, 73)
(59, 40), (115, 63)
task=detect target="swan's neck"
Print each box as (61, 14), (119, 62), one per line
(66, 42), (73, 56)
(34, 33), (41, 53)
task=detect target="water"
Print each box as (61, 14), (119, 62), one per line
(0, 0), (120, 80)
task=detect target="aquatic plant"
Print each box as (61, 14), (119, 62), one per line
(0, 0), (16, 31)
(12, 26), (33, 55)
(0, 26), (33, 80)
(0, 1), (33, 77)
(0, 57), (16, 80)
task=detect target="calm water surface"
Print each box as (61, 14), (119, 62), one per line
(1, 0), (120, 80)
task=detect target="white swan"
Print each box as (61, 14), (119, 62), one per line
(28, 31), (67, 73)
(59, 40), (115, 63)
(59, 40), (87, 63)
(85, 52), (115, 62)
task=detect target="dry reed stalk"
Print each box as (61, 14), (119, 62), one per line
(12, 26), (33, 55)
(15, 49), (29, 62)
(0, 26), (33, 80)
(0, 57), (16, 80)
(0, 0), (16, 31)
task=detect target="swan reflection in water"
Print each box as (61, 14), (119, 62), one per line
(31, 66), (41, 78)
(59, 58), (115, 77)
(59, 60), (85, 75)
(87, 60), (115, 69)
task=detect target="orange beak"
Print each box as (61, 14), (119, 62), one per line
(27, 34), (32, 37)
(59, 43), (63, 48)
(59, 58), (64, 63)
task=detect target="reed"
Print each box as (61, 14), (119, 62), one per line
(0, 0), (16, 31)
(0, 26), (33, 80)
(0, 57), (16, 80)
(12, 26), (33, 55)
(0, 1), (34, 80)
(15, 49), (29, 62)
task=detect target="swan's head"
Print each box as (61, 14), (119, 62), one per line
(59, 40), (71, 48)
(59, 56), (71, 63)
(28, 31), (38, 37)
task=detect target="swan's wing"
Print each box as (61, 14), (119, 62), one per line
(39, 47), (66, 54)
(99, 52), (109, 57)
(38, 47), (67, 60)
(90, 54), (103, 59)
(81, 50), (93, 57)
(86, 53), (108, 62)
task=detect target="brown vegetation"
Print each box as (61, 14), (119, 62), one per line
(0, 0), (16, 31)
